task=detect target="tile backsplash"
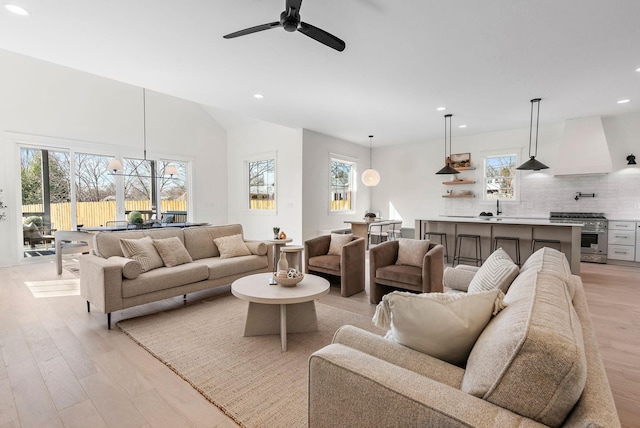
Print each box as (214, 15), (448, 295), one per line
(445, 169), (640, 220)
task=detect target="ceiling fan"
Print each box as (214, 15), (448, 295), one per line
(223, 0), (346, 52)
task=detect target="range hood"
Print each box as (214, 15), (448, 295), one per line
(554, 116), (612, 176)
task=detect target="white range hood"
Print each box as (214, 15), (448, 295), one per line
(554, 116), (612, 176)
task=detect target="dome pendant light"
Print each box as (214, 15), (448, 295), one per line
(436, 114), (460, 175)
(516, 98), (549, 171)
(361, 135), (381, 186)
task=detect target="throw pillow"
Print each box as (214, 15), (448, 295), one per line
(327, 233), (353, 256)
(213, 234), (252, 259)
(119, 236), (164, 272)
(396, 238), (430, 268)
(153, 237), (193, 267)
(373, 289), (506, 367)
(108, 256), (144, 279)
(245, 241), (268, 256)
(467, 248), (519, 294)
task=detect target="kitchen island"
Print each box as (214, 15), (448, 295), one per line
(415, 217), (583, 274)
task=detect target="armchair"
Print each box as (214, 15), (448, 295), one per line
(305, 234), (366, 297)
(369, 239), (444, 304)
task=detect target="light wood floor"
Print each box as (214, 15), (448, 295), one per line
(0, 256), (638, 427)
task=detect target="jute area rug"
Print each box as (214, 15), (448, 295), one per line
(117, 294), (384, 428)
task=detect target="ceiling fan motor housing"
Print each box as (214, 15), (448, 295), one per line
(280, 9), (301, 32)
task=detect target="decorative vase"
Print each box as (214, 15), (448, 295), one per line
(277, 251), (288, 273)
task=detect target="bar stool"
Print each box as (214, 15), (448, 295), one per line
(453, 234), (482, 267)
(531, 239), (561, 252)
(424, 231), (449, 262)
(493, 236), (521, 266)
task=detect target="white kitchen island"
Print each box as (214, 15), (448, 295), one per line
(415, 217), (583, 274)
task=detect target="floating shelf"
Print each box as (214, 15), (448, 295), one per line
(442, 179), (476, 185)
(454, 166), (475, 171)
(442, 194), (475, 198)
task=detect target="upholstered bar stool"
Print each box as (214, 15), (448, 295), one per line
(493, 236), (521, 266)
(424, 231), (449, 262)
(531, 238), (561, 252)
(452, 234), (482, 267)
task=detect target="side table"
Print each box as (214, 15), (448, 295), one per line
(281, 245), (304, 272)
(268, 238), (292, 284)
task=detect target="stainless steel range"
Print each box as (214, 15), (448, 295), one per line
(549, 212), (608, 264)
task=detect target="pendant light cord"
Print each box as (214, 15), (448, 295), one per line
(369, 135), (373, 168)
(143, 88), (147, 161)
(529, 98), (541, 158)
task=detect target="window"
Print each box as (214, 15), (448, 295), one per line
(484, 154), (517, 200)
(248, 158), (275, 211)
(330, 158), (354, 212)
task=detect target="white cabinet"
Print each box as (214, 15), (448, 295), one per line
(608, 221), (636, 261)
(637, 223), (640, 262)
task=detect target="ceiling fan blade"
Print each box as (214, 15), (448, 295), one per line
(223, 22), (281, 39)
(286, 0), (303, 12)
(298, 22), (346, 52)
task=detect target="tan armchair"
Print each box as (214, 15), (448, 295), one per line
(305, 235), (366, 297)
(369, 240), (444, 304)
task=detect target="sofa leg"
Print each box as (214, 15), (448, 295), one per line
(107, 313), (111, 330)
(87, 301), (90, 312)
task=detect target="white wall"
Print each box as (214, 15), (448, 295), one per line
(0, 49), (227, 266)
(302, 129), (371, 242)
(227, 121), (303, 243)
(372, 111), (640, 226)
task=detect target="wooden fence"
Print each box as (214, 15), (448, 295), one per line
(22, 200), (187, 230)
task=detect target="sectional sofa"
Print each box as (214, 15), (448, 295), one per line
(309, 248), (619, 427)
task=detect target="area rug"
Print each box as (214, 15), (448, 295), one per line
(117, 294), (383, 428)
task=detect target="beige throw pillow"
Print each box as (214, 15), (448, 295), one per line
(108, 256), (144, 279)
(467, 248), (519, 294)
(152, 237), (193, 267)
(213, 234), (252, 259)
(245, 241), (268, 256)
(328, 233), (353, 256)
(373, 289), (506, 367)
(119, 236), (164, 272)
(396, 238), (430, 268)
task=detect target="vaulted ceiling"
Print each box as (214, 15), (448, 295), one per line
(1, 0), (639, 146)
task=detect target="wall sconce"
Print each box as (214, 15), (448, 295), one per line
(627, 154), (637, 165)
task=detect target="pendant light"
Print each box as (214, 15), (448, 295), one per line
(361, 135), (381, 186)
(626, 154), (636, 165)
(516, 98), (549, 171)
(436, 114), (460, 175)
(108, 88), (178, 178)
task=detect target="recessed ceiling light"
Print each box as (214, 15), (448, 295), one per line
(617, 99), (631, 104)
(436, 107), (446, 111)
(5, 4), (29, 15)
(253, 93), (264, 99)
(458, 124), (467, 128)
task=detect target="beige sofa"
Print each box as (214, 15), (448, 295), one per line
(80, 224), (272, 328)
(309, 248), (619, 427)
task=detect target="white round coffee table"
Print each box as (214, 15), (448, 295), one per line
(231, 272), (330, 352)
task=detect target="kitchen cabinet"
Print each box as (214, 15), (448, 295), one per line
(608, 221), (636, 261)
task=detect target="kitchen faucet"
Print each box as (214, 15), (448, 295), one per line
(496, 199), (502, 216)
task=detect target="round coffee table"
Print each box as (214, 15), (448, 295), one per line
(231, 272), (330, 352)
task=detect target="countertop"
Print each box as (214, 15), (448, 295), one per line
(424, 216), (584, 227)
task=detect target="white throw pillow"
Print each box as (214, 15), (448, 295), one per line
(328, 233), (353, 256)
(153, 237), (193, 267)
(467, 248), (519, 294)
(119, 236), (164, 272)
(373, 289), (506, 367)
(108, 256), (144, 279)
(213, 234), (252, 259)
(396, 238), (430, 268)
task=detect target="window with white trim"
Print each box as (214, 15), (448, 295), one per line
(330, 158), (354, 212)
(484, 154), (517, 200)
(248, 158), (275, 211)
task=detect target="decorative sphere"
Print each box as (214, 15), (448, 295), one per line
(361, 169), (380, 187)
